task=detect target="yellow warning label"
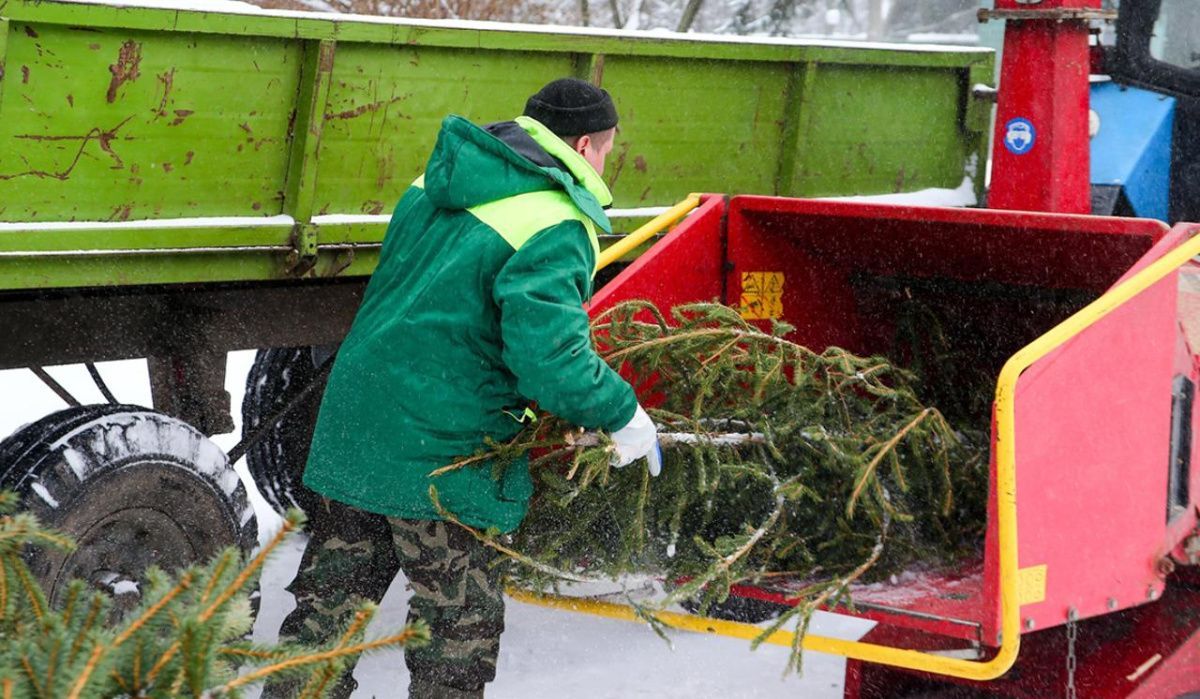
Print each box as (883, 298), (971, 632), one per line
(1017, 564), (1047, 605)
(739, 272), (785, 320)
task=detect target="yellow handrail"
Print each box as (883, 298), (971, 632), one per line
(596, 194), (702, 271)
(512, 222), (1200, 681)
(505, 587), (801, 647)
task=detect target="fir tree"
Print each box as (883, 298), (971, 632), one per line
(432, 300), (989, 673)
(0, 492), (428, 698)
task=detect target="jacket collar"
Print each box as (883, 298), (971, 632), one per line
(514, 116), (614, 208)
(423, 115), (613, 234)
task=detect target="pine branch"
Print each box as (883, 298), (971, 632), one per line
(66, 571), (196, 697)
(298, 606), (375, 698)
(429, 486), (604, 585)
(425, 299), (989, 675)
(199, 513), (301, 623)
(67, 595), (104, 666)
(0, 557), (8, 623)
(142, 641), (178, 689)
(847, 408), (932, 517)
(0, 495), (427, 698)
(198, 549), (236, 606)
(217, 647), (287, 661)
(213, 625), (429, 694)
(19, 656), (41, 699)
(65, 643), (104, 699)
(11, 557), (46, 624)
(113, 572), (194, 649)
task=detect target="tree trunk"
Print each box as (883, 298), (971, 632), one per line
(766, 0), (795, 36)
(623, 0), (643, 29)
(867, 0), (885, 40)
(884, 0), (977, 37)
(677, 0), (704, 32)
(608, 0), (623, 27)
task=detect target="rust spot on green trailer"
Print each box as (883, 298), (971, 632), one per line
(326, 95), (410, 121)
(106, 41), (142, 103)
(856, 143), (876, 175)
(108, 205), (132, 221)
(89, 43), (101, 51)
(162, 162), (173, 173)
(634, 155), (647, 173)
(169, 109), (193, 126)
(375, 152), (396, 190)
(318, 48), (335, 72)
(286, 108), (298, 141)
(21, 66), (29, 84)
(154, 69), (176, 118)
(606, 141), (632, 188)
(184, 151), (195, 165)
(252, 201), (262, 210)
(23, 25), (38, 38)
(66, 94), (74, 108)
(1, 116), (133, 181)
(363, 200), (385, 215)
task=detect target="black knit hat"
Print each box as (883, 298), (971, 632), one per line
(523, 78), (618, 138)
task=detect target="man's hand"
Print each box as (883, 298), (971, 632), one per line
(610, 404), (662, 477)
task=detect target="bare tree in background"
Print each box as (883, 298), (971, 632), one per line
(253, 0), (573, 22)
(866, 0), (883, 39)
(676, 0), (705, 31)
(607, 0), (624, 26)
(242, 0), (983, 42)
(883, 0), (977, 37)
(722, 0), (831, 36)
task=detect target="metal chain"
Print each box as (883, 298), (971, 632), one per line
(1065, 615), (1078, 699)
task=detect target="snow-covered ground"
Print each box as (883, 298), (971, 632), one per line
(0, 358), (872, 697)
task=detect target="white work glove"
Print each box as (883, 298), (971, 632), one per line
(610, 404), (662, 477)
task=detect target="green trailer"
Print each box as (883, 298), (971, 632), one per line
(0, 0), (993, 602)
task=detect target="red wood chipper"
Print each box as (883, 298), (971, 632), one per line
(514, 0), (1200, 695)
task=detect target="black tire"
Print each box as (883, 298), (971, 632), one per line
(242, 347), (331, 521)
(0, 405), (256, 613)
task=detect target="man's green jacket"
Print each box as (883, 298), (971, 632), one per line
(303, 115), (638, 532)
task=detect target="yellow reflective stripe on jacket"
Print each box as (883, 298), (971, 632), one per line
(468, 189), (600, 266)
(514, 116), (613, 207)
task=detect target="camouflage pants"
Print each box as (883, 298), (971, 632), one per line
(262, 497), (505, 698)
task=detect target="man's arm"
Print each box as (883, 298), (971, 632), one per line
(493, 220), (637, 432)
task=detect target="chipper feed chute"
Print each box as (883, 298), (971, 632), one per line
(516, 193), (1200, 686)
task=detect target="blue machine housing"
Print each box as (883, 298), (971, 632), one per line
(1090, 81), (1176, 221)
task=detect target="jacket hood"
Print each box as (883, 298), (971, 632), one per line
(423, 115), (613, 233)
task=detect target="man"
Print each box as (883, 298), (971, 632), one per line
(264, 78), (661, 699)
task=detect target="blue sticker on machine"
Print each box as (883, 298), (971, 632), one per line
(1003, 118), (1036, 155)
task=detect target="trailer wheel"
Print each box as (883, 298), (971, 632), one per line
(242, 347), (331, 522)
(0, 406), (255, 614)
